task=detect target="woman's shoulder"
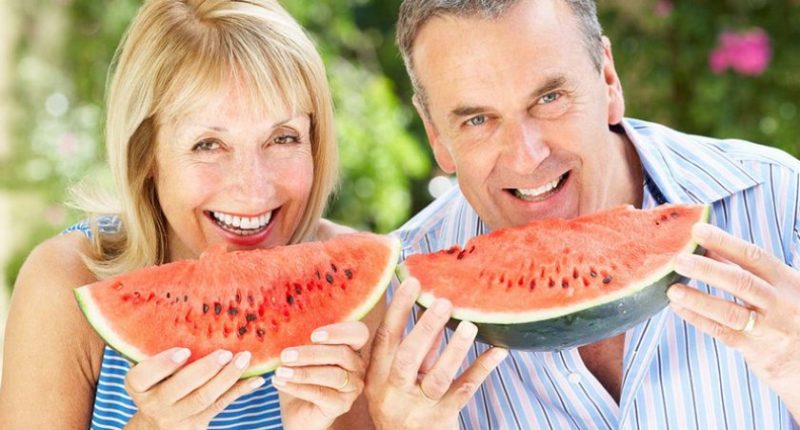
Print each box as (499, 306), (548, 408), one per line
(315, 218), (358, 240)
(22, 229), (97, 288)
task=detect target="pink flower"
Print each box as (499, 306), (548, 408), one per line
(655, 0), (673, 17)
(709, 28), (772, 76)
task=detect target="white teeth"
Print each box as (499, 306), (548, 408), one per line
(211, 210), (273, 232)
(516, 174), (564, 198)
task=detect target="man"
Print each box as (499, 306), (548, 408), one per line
(364, 0), (800, 428)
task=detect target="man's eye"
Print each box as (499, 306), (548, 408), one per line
(192, 139), (220, 151)
(274, 134), (301, 145)
(466, 115), (487, 127)
(538, 92), (561, 104)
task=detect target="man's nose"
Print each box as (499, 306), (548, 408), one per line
(502, 120), (550, 174)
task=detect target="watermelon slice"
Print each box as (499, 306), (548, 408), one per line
(399, 204), (709, 350)
(75, 233), (400, 377)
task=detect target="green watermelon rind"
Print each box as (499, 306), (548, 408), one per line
(74, 235), (402, 377)
(398, 205), (710, 350)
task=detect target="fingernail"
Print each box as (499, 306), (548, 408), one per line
(281, 349), (298, 363)
(171, 348), (191, 363)
(493, 348), (509, 363)
(217, 350), (233, 365)
(693, 223), (712, 239)
(276, 367), (294, 378)
(431, 299), (451, 316)
(249, 377), (265, 389)
(235, 351), (251, 370)
(311, 330), (329, 343)
(668, 286), (686, 301)
(458, 321), (478, 339)
(272, 376), (286, 387)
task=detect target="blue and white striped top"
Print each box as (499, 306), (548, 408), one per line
(66, 220), (284, 430)
(391, 118), (800, 429)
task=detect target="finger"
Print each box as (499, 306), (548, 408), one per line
(193, 376), (266, 423)
(271, 379), (354, 417)
(420, 321), (478, 400)
(274, 365), (361, 393)
(668, 284), (764, 336)
(389, 298), (452, 389)
(174, 351), (253, 417)
(442, 347), (508, 411)
(704, 249), (735, 266)
(418, 329), (445, 379)
(674, 254), (775, 309)
(368, 278), (421, 382)
(310, 321), (370, 351)
(280, 345), (364, 373)
(155, 349), (234, 404)
(671, 302), (750, 349)
(125, 347), (191, 394)
(691, 224), (786, 285)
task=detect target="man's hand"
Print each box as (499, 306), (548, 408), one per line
(668, 223), (800, 418)
(364, 277), (508, 430)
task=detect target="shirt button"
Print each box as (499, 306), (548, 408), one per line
(568, 372), (582, 384)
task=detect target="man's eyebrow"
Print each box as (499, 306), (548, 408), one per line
(446, 75), (569, 124)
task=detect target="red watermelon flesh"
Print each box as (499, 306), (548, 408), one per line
(400, 204), (708, 326)
(75, 233), (400, 377)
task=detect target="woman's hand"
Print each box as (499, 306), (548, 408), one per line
(364, 278), (508, 430)
(124, 348), (263, 429)
(272, 321), (370, 430)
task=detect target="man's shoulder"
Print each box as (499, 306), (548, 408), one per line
(392, 185), (464, 254)
(629, 118), (800, 178)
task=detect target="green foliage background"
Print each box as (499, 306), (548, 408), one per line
(1, 0), (798, 291)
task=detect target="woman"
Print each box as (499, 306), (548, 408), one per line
(0, 1), (377, 429)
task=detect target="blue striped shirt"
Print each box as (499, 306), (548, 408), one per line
(66, 220), (284, 430)
(391, 118), (800, 429)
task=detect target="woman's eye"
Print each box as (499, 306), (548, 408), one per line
(466, 115), (487, 127)
(273, 134), (301, 145)
(538, 92), (561, 104)
(191, 139), (220, 152)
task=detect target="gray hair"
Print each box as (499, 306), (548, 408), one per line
(396, 0), (604, 109)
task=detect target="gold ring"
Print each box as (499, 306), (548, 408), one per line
(418, 384), (435, 401)
(337, 371), (350, 391)
(740, 309), (757, 334)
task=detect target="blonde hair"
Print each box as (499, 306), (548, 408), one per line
(73, 0), (337, 279)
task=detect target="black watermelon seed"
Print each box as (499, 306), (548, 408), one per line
(166, 292), (171, 299)
(331, 263), (338, 272)
(287, 295), (294, 305)
(133, 292), (140, 297)
(316, 270), (322, 280)
(457, 250), (467, 260)
(529, 280), (536, 290)
(183, 295), (188, 302)
(469, 245), (476, 253)
(295, 285), (303, 295)
(548, 279), (555, 288)
(603, 276), (613, 284)
(446, 246), (458, 254)
(344, 269), (353, 279)
(671, 211), (679, 218)
(238, 326), (247, 336)
(655, 221), (660, 226)
(202, 304), (209, 314)
(256, 329), (266, 337)
(325, 274), (334, 284)
(214, 303), (222, 315)
(246, 313), (257, 322)
(572, 268), (579, 279)
(228, 307), (239, 316)
(590, 270), (597, 278)
(235, 292), (241, 303)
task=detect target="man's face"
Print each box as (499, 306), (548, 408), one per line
(412, 0), (628, 230)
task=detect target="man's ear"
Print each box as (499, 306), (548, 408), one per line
(412, 94), (456, 174)
(601, 36), (625, 125)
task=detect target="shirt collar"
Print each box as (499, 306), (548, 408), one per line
(621, 118), (762, 204)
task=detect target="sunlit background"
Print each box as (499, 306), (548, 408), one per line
(1, 0), (799, 374)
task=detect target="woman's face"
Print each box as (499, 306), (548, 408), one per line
(154, 81), (315, 260)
